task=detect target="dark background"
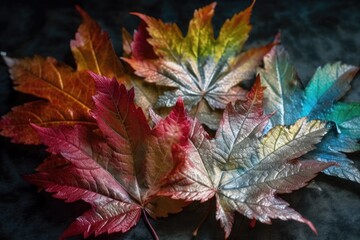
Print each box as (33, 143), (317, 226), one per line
(1, 0), (360, 239)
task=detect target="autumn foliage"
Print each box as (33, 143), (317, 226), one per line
(1, 2), (359, 239)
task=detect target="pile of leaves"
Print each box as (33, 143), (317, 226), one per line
(1, 2), (360, 239)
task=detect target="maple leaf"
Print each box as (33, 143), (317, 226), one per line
(25, 74), (190, 239)
(124, 2), (273, 121)
(0, 6), (126, 144)
(121, 24), (168, 118)
(259, 41), (360, 183)
(159, 79), (334, 238)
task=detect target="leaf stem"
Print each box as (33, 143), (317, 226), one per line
(143, 209), (159, 240)
(192, 202), (211, 238)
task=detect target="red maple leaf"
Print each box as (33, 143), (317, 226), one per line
(26, 74), (190, 239)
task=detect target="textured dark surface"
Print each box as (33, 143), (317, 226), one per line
(1, 0), (360, 239)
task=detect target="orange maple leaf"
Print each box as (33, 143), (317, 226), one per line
(1, 7), (126, 144)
